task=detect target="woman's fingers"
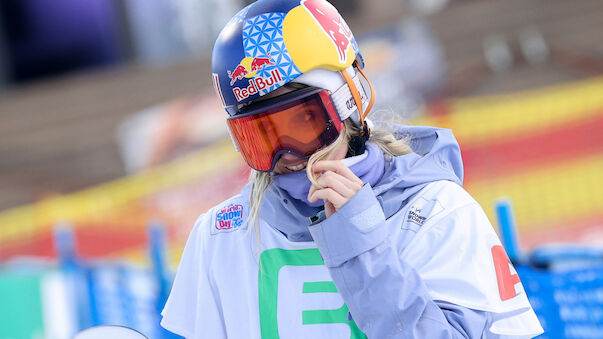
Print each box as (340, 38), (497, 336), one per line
(307, 160), (364, 217)
(315, 170), (361, 198)
(308, 187), (348, 208)
(311, 160), (363, 187)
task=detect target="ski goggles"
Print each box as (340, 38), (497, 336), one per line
(226, 87), (344, 172)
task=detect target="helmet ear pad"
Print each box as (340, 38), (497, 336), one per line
(293, 66), (370, 127)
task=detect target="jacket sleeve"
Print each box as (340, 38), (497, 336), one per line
(308, 184), (489, 338)
(161, 214), (228, 338)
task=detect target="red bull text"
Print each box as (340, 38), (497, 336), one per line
(302, 0), (353, 63)
(233, 69), (282, 102)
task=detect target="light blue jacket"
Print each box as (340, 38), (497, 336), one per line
(259, 125), (491, 338)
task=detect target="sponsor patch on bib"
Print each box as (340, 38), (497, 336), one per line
(212, 203), (246, 234)
(403, 197), (444, 230)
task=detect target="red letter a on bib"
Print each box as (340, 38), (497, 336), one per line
(491, 245), (521, 301)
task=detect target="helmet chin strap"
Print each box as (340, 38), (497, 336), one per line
(340, 61), (376, 137)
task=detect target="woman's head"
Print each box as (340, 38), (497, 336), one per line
(212, 0), (413, 253)
(212, 0), (363, 112)
(212, 0), (374, 173)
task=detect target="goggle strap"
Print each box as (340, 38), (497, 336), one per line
(341, 69), (367, 133)
(356, 64), (376, 118)
(331, 72), (368, 123)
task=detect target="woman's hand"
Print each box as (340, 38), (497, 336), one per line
(307, 160), (364, 218)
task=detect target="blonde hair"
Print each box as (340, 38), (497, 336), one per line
(245, 120), (412, 252)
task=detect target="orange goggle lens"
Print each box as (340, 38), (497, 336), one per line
(227, 89), (343, 172)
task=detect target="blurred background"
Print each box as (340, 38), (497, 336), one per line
(0, 0), (601, 338)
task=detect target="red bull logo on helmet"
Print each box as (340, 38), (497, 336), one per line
(228, 55), (276, 86)
(228, 54), (282, 102)
(228, 65), (249, 86)
(250, 56), (274, 72)
(301, 0), (353, 64)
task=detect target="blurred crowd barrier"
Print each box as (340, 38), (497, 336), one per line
(517, 263), (603, 339)
(1, 224), (179, 338)
(0, 72), (602, 339)
(495, 200), (603, 339)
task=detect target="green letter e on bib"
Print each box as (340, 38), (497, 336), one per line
(258, 248), (366, 339)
